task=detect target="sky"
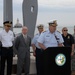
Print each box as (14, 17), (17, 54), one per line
(0, 0), (75, 27)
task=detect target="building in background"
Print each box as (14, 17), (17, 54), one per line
(14, 18), (22, 28)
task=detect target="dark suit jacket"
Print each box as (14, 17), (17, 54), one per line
(0, 41), (2, 56)
(14, 33), (31, 57)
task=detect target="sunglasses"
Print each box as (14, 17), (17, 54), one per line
(63, 30), (68, 31)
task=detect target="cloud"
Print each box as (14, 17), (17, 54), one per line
(13, 0), (23, 5)
(38, 6), (75, 13)
(0, 0), (3, 3)
(13, 0), (75, 12)
(0, 0), (75, 27)
(38, 0), (75, 7)
(13, 0), (75, 7)
(0, 0), (3, 10)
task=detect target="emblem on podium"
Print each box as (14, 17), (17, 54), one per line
(55, 53), (66, 66)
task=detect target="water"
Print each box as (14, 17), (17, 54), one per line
(35, 26), (74, 35)
(0, 26), (74, 35)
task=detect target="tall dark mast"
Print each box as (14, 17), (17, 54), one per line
(22, 0), (38, 38)
(3, 0), (13, 30)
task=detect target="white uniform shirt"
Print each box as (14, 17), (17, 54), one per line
(32, 33), (41, 48)
(0, 30), (14, 47)
(38, 30), (64, 48)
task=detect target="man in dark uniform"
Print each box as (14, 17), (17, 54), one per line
(70, 26), (75, 74)
(0, 21), (14, 75)
(62, 27), (74, 74)
(72, 26), (75, 47)
(62, 27), (74, 56)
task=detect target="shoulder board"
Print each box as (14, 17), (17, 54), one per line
(57, 30), (61, 33)
(42, 31), (47, 33)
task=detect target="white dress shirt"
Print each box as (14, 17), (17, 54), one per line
(0, 29), (14, 47)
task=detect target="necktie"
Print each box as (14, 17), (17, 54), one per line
(24, 35), (27, 43)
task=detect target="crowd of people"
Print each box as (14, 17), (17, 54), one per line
(0, 20), (75, 75)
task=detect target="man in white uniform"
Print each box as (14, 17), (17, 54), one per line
(31, 24), (44, 75)
(0, 21), (14, 75)
(38, 20), (64, 50)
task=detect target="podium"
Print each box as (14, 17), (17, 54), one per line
(41, 47), (71, 75)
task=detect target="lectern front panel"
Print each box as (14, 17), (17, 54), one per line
(41, 47), (71, 75)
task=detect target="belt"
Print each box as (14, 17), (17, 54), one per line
(2, 46), (13, 49)
(36, 47), (43, 51)
(36, 47), (41, 50)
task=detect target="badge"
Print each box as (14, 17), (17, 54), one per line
(68, 36), (70, 39)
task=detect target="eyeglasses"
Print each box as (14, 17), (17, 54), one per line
(63, 30), (68, 31)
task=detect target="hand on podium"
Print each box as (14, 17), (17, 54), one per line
(58, 43), (64, 47)
(33, 51), (36, 57)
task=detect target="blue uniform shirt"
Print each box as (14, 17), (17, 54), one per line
(38, 30), (64, 48)
(31, 33), (41, 48)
